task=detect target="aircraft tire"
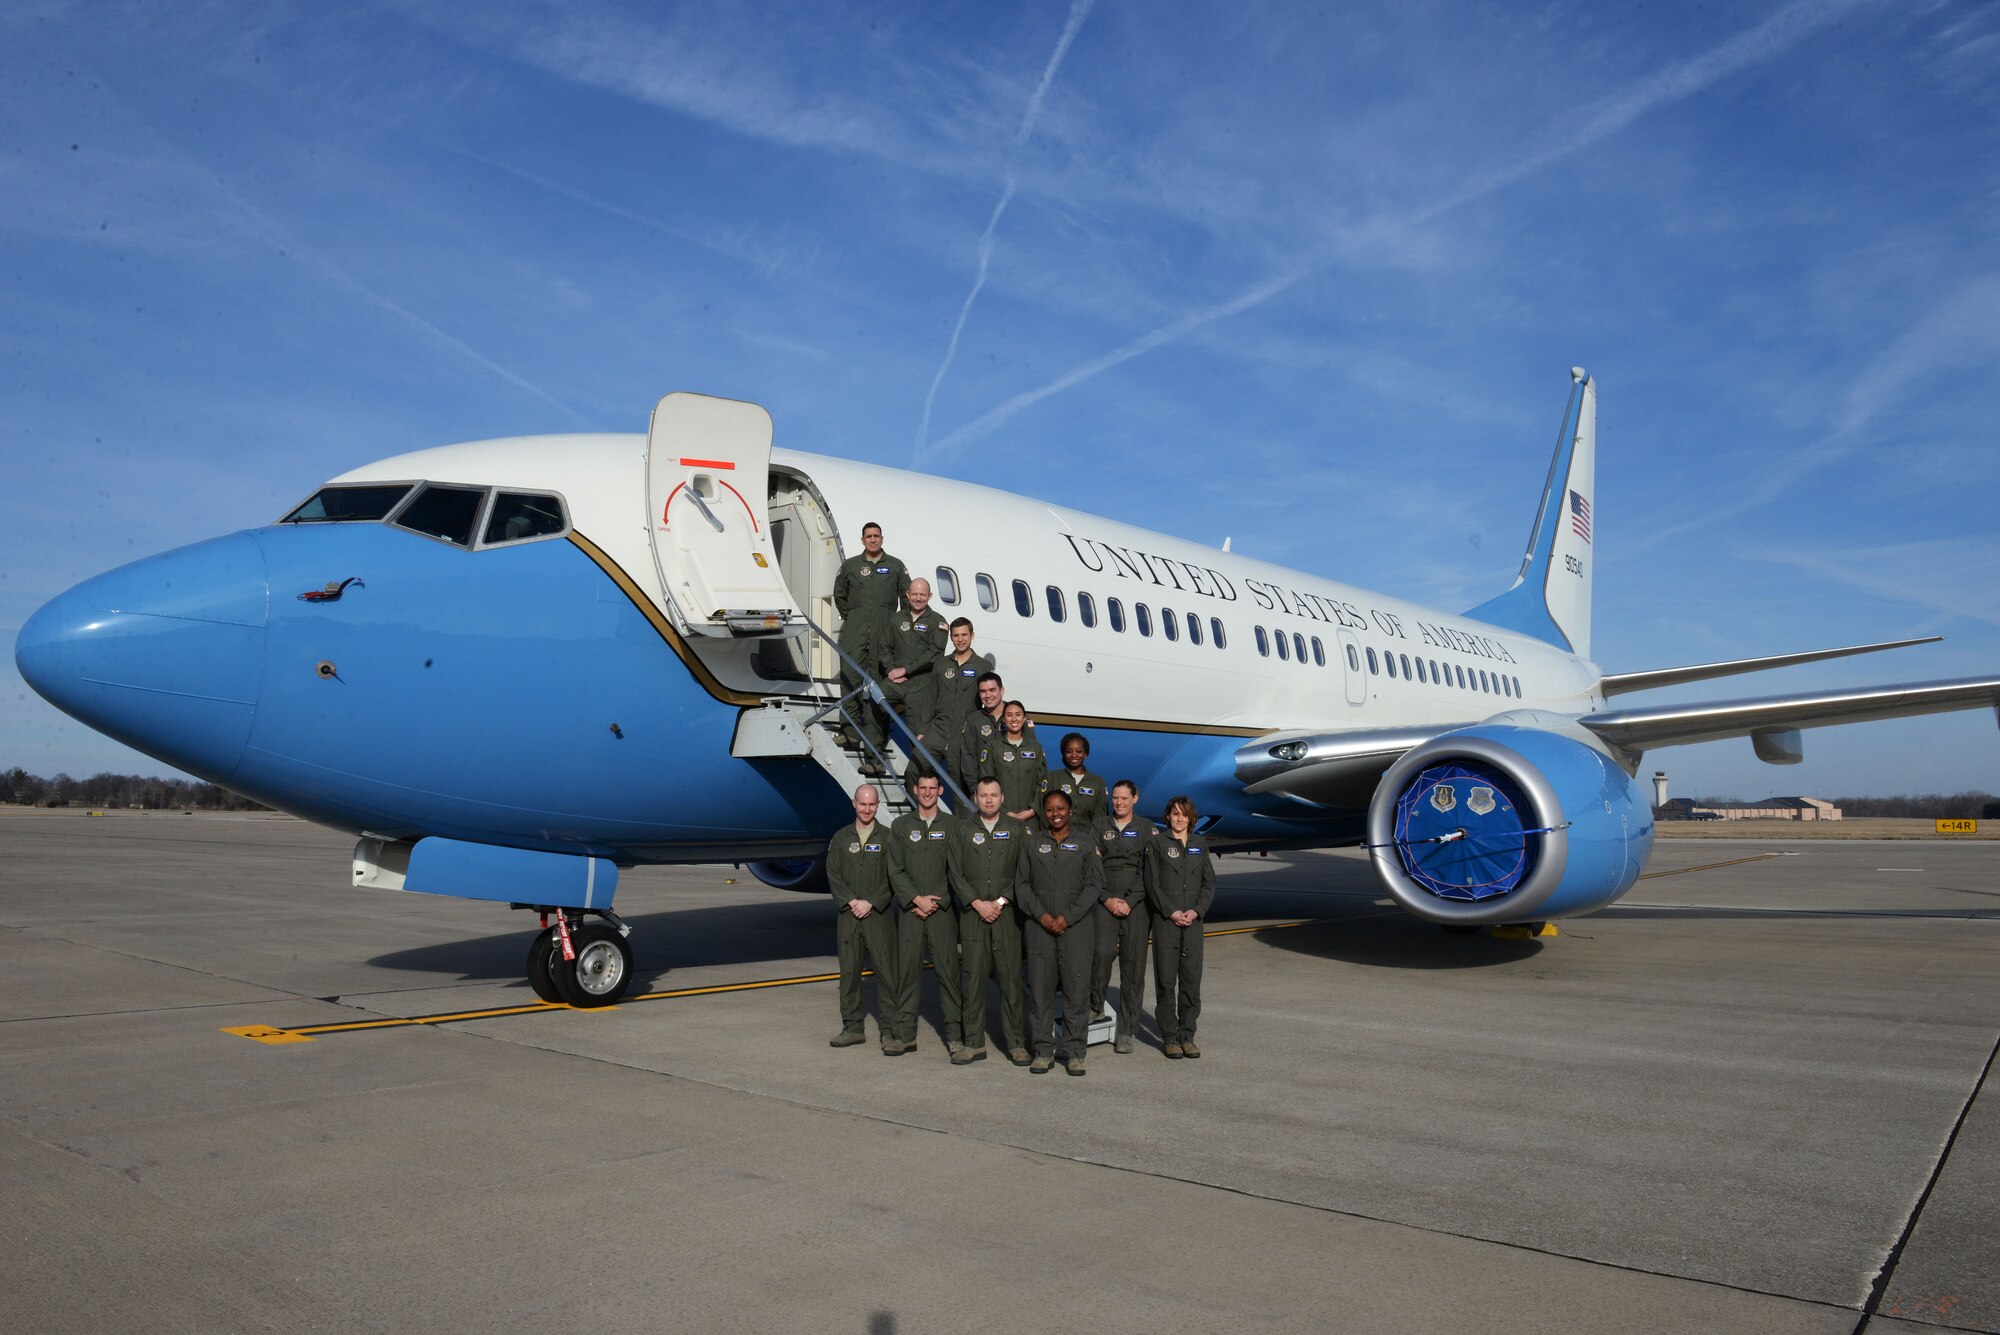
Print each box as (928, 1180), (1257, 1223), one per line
(554, 924), (633, 1008)
(526, 927), (566, 1004)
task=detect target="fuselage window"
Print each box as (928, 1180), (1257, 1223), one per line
(1514, 675), (1523, 696)
(1430, 659), (1441, 683)
(1162, 607), (1179, 641)
(1045, 585), (1066, 623)
(482, 492), (567, 546)
(1275, 629), (1290, 660)
(283, 483), (413, 523)
(1347, 645), (1360, 672)
(1415, 658), (1427, 683)
(1211, 618), (1227, 650)
(976, 574), (999, 612)
(1456, 665), (1468, 688)
(1136, 603), (1154, 637)
(1367, 647), (1379, 674)
(1400, 653), (1412, 679)
(1013, 580), (1033, 617)
(1108, 598), (1126, 632)
(935, 567), (961, 605)
(1078, 592), (1097, 628)
(1385, 652), (1398, 679)
(1311, 637), (1325, 667)
(1255, 626), (1270, 657)
(1186, 612), (1202, 645)
(1291, 632), (1305, 664)
(394, 484), (485, 548)
(1479, 670), (1490, 692)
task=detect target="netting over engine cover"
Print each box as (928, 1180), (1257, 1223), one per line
(1392, 762), (1540, 901)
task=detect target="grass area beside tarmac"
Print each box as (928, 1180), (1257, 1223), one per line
(1655, 815), (1998, 840)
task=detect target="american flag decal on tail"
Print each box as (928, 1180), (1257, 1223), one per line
(1569, 490), (1591, 543)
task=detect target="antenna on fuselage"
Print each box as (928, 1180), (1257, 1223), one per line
(1222, 536), (1232, 552)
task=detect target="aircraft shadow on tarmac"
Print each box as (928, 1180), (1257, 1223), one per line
(365, 866), (1546, 990)
(1251, 914), (1544, 969)
(367, 897), (836, 989)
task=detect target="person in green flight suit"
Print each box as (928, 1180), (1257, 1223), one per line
(885, 770), (964, 1059)
(878, 577), (947, 748)
(1145, 794), (1217, 1060)
(946, 776), (1030, 1065)
(1051, 732), (1107, 829)
(825, 783), (910, 1055)
(832, 521), (909, 756)
(948, 671), (1023, 801)
(1015, 790), (1105, 1076)
(1089, 778), (1156, 1054)
(979, 701), (1047, 823)
(920, 617), (993, 789)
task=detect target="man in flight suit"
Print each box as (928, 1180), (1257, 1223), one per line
(1090, 779), (1155, 1054)
(921, 617), (993, 788)
(825, 784), (909, 1054)
(879, 577), (947, 746)
(980, 701), (1047, 823)
(1015, 790), (1104, 1076)
(832, 522), (909, 755)
(952, 673), (1038, 801)
(947, 777), (1030, 1065)
(886, 770), (963, 1059)
(1052, 732), (1108, 829)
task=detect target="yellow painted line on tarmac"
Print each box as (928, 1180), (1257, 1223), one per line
(1638, 853), (1779, 881)
(224, 922), (1320, 1045)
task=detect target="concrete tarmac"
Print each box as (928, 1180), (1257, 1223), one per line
(1, 809), (1995, 1334)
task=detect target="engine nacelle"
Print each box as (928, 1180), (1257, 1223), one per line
(1366, 723), (1653, 924)
(742, 859), (829, 894)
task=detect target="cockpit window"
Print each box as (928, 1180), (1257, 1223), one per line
(393, 484), (485, 547)
(282, 484), (413, 523)
(483, 492), (567, 545)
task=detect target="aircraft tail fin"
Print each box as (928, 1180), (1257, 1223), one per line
(1465, 370), (1595, 656)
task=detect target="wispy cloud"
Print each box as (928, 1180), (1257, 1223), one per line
(912, 0), (1093, 461)
(930, 0), (1877, 458)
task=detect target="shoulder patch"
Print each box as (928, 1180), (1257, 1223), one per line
(909, 830), (922, 842)
(1101, 828), (1116, 841)
(848, 841), (860, 853)
(971, 832), (986, 845)
(1039, 842), (1052, 854)
(1166, 845), (1181, 859)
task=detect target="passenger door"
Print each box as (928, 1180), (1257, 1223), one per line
(644, 393), (800, 638)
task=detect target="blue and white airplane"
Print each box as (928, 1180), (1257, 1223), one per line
(17, 372), (1999, 1005)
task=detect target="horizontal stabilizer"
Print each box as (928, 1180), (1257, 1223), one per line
(1581, 675), (2000, 759)
(1599, 637), (1942, 696)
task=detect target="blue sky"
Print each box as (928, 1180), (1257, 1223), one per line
(4, 0), (1997, 798)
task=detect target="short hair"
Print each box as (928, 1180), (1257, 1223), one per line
(975, 670), (1003, 690)
(949, 616), (974, 634)
(1112, 779), (1139, 797)
(1041, 790), (1072, 812)
(911, 768), (941, 787)
(1164, 795), (1198, 825)
(1059, 732), (1089, 756)
(861, 521), (882, 536)
(975, 776), (1002, 792)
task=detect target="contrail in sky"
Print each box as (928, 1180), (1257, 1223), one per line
(912, 0), (1094, 463)
(931, 0), (1873, 458)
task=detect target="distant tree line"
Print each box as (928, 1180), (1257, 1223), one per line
(1694, 792), (2000, 819)
(3, 768), (267, 811)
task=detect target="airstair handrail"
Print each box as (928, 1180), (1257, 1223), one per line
(796, 612), (973, 814)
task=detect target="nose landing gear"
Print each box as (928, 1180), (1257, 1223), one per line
(524, 907), (636, 1007)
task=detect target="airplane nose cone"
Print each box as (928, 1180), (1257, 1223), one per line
(16, 532), (268, 781)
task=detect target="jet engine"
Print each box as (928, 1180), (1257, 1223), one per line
(743, 859), (829, 893)
(1366, 724), (1653, 924)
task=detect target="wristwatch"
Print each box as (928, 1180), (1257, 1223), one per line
(996, 897), (1008, 908)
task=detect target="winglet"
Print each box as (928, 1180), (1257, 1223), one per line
(1465, 371), (1595, 655)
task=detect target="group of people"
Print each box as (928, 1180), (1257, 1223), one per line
(823, 524), (1217, 1075)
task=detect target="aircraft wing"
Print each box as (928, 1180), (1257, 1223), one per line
(1580, 675), (2000, 761)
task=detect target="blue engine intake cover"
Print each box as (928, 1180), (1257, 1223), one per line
(1367, 724), (1653, 923)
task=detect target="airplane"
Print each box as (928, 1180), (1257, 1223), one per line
(17, 371), (2000, 1008)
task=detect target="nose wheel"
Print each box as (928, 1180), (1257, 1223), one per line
(525, 910), (635, 1007)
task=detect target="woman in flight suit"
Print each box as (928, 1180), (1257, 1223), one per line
(1145, 794), (1215, 1059)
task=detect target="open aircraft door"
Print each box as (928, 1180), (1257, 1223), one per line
(645, 393), (801, 638)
